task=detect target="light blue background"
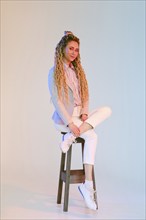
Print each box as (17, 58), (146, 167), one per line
(1, 1), (145, 219)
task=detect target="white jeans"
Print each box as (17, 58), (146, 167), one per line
(55, 106), (112, 165)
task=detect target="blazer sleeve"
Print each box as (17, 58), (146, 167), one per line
(80, 99), (89, 115)
(48, 68), (73, 126)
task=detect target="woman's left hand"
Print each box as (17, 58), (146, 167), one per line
(80, 114), (88, 121)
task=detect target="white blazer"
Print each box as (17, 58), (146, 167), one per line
(48, 67), (89, 126)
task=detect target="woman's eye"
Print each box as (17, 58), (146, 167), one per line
(69, 47), (79, 53)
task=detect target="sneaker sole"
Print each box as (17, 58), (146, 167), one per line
(78, 185), (85, 199)
(59, 144), (65, 153)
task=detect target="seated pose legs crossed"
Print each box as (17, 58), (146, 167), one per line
(48, 31), (112, 210)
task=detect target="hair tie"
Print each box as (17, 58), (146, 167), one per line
(64, 31), (73, 36)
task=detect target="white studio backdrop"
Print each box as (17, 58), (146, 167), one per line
(1, 0), (145, 218)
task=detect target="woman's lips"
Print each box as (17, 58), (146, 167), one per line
(70, 56), (75, 59)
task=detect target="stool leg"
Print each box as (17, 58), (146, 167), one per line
(81, 142), (85, 182)
(92, 167), (98, 209)
(57, 152), (66, 204)
(81, 142), (84, 170)
(63, 145), (72, 212)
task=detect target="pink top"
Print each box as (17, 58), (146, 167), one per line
(64, 63), (81, 107)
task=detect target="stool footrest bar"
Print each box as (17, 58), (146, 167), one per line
(61, 169), (85, 183)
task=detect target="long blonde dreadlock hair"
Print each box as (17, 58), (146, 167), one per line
(54, 31), (89, 107)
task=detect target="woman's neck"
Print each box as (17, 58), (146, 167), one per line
(63, 58), (71, 66)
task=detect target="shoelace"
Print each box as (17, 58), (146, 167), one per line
(87, 188), (97, 201)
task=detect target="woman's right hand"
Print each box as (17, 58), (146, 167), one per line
(68, 123), (80, 137)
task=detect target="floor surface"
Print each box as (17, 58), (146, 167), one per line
(1, 181), (145, 220)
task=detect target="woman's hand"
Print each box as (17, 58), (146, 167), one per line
(68, 123), (80, 137)
(80, 114), (88, 121)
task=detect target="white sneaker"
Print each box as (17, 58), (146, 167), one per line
(78, 183), (97, 210)
(59, 132), (76, 153)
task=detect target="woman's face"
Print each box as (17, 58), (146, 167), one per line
(63, 41), (79, 65)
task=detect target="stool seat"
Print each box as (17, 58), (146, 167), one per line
(57, 132), (98, 212)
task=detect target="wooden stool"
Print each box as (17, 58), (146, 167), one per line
(57, 132), (98, 212)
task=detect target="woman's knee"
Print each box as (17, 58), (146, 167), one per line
(102, 106), (112, 117)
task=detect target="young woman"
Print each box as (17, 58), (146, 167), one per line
(48, 31), (112, 210)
